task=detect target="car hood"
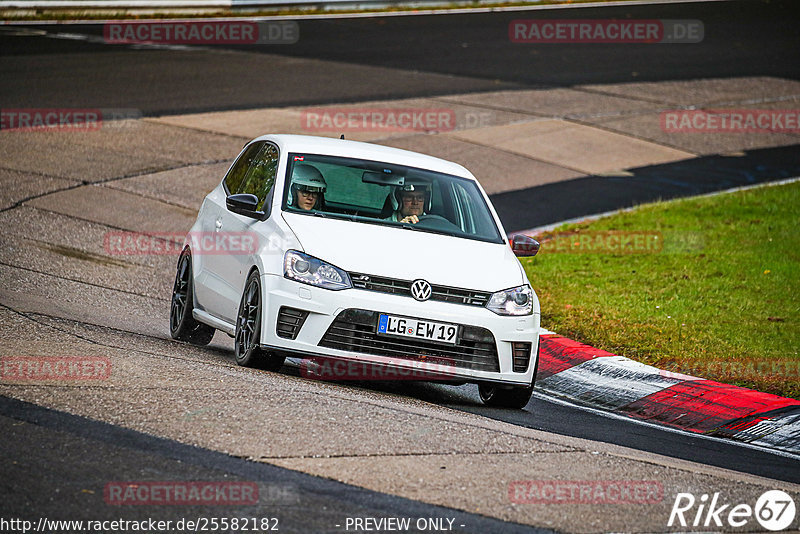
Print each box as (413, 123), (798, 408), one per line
(282, 212), (525, 292)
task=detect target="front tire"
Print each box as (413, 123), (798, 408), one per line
(234, 271), (285, 371)
(478, 383), (534, 409)
(478, 339), (540, 409)
(170, 250), (215, 345)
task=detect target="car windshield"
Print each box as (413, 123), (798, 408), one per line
(282, 152), (504, 243)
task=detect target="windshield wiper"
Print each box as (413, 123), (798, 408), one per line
(399, 223), (459, 238)
(321, 211), (361, 222)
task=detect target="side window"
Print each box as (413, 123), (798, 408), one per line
(223, 141), (265, 195)
(238, 144), (279, 211)
(451, 181), (500, 240)
(452, 182), (476, 234)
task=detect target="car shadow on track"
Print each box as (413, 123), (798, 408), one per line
(276, 358), (799, 484)
(280, 358), (482, 406)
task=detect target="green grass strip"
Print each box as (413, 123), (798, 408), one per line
(523, 180), (800, 399)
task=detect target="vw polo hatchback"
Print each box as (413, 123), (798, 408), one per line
(170, 134), (541, 408)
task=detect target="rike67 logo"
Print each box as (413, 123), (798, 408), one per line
(668, 490), (796, 531)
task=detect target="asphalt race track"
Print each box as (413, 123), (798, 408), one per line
(1, 0), (799, 532)
(3, 0), (799, 231)
(1, 396), (549, 533)
(2, 1), (798, 113)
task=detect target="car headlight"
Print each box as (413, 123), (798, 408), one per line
(486, 285), (533, 316)
(284, 250), (352, 291)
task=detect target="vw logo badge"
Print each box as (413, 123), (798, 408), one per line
(410, 279), (432, 301)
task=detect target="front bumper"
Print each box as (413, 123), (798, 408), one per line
(258, 273), (540, 386)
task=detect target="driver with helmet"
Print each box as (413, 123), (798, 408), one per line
(290, 164), (327, 211)
(387, 180), (432, 224)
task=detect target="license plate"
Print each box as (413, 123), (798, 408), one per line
(377, 314), (458, 345)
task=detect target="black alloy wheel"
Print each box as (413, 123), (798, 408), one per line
(170, 251), (215, 345)
(234, 271), (285, 371)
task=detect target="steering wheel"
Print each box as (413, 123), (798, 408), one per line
(417, 214), (449, 223)
(414, 214), (462, 233)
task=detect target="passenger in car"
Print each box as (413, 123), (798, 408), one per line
(290, 164), (327, 211)
(386, 182), (431, 224)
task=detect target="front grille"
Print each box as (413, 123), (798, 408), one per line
(318, 309), (499, 372)
(276, 307), (309, 339)
(351, 273), (411, 296)
(349, 272), (491, 307)
(512, 342), (532, 373)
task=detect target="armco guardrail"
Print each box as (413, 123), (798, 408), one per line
(0, 0), (377, 13)
(0, 0), (354, 7)
(0, 0), (717, 16)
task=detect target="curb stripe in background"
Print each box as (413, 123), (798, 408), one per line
(537, 335), (800, 455)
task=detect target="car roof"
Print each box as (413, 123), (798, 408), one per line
(257, 134), (474, 179)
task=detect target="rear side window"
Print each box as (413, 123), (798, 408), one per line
(224, 141), (265, 195)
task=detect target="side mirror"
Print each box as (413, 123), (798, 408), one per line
(510, 234), (540, 257)
(226, 194), (264, 219)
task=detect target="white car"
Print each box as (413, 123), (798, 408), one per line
(170, 134), (541, 408)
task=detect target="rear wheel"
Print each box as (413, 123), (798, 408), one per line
(170, 251), (215, 345)
(234, 271), (285, 371)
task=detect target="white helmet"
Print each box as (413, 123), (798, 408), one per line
(290, 164), (327, 208)
(393, 179), (432, 212)
(291, 164), (327, 193)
